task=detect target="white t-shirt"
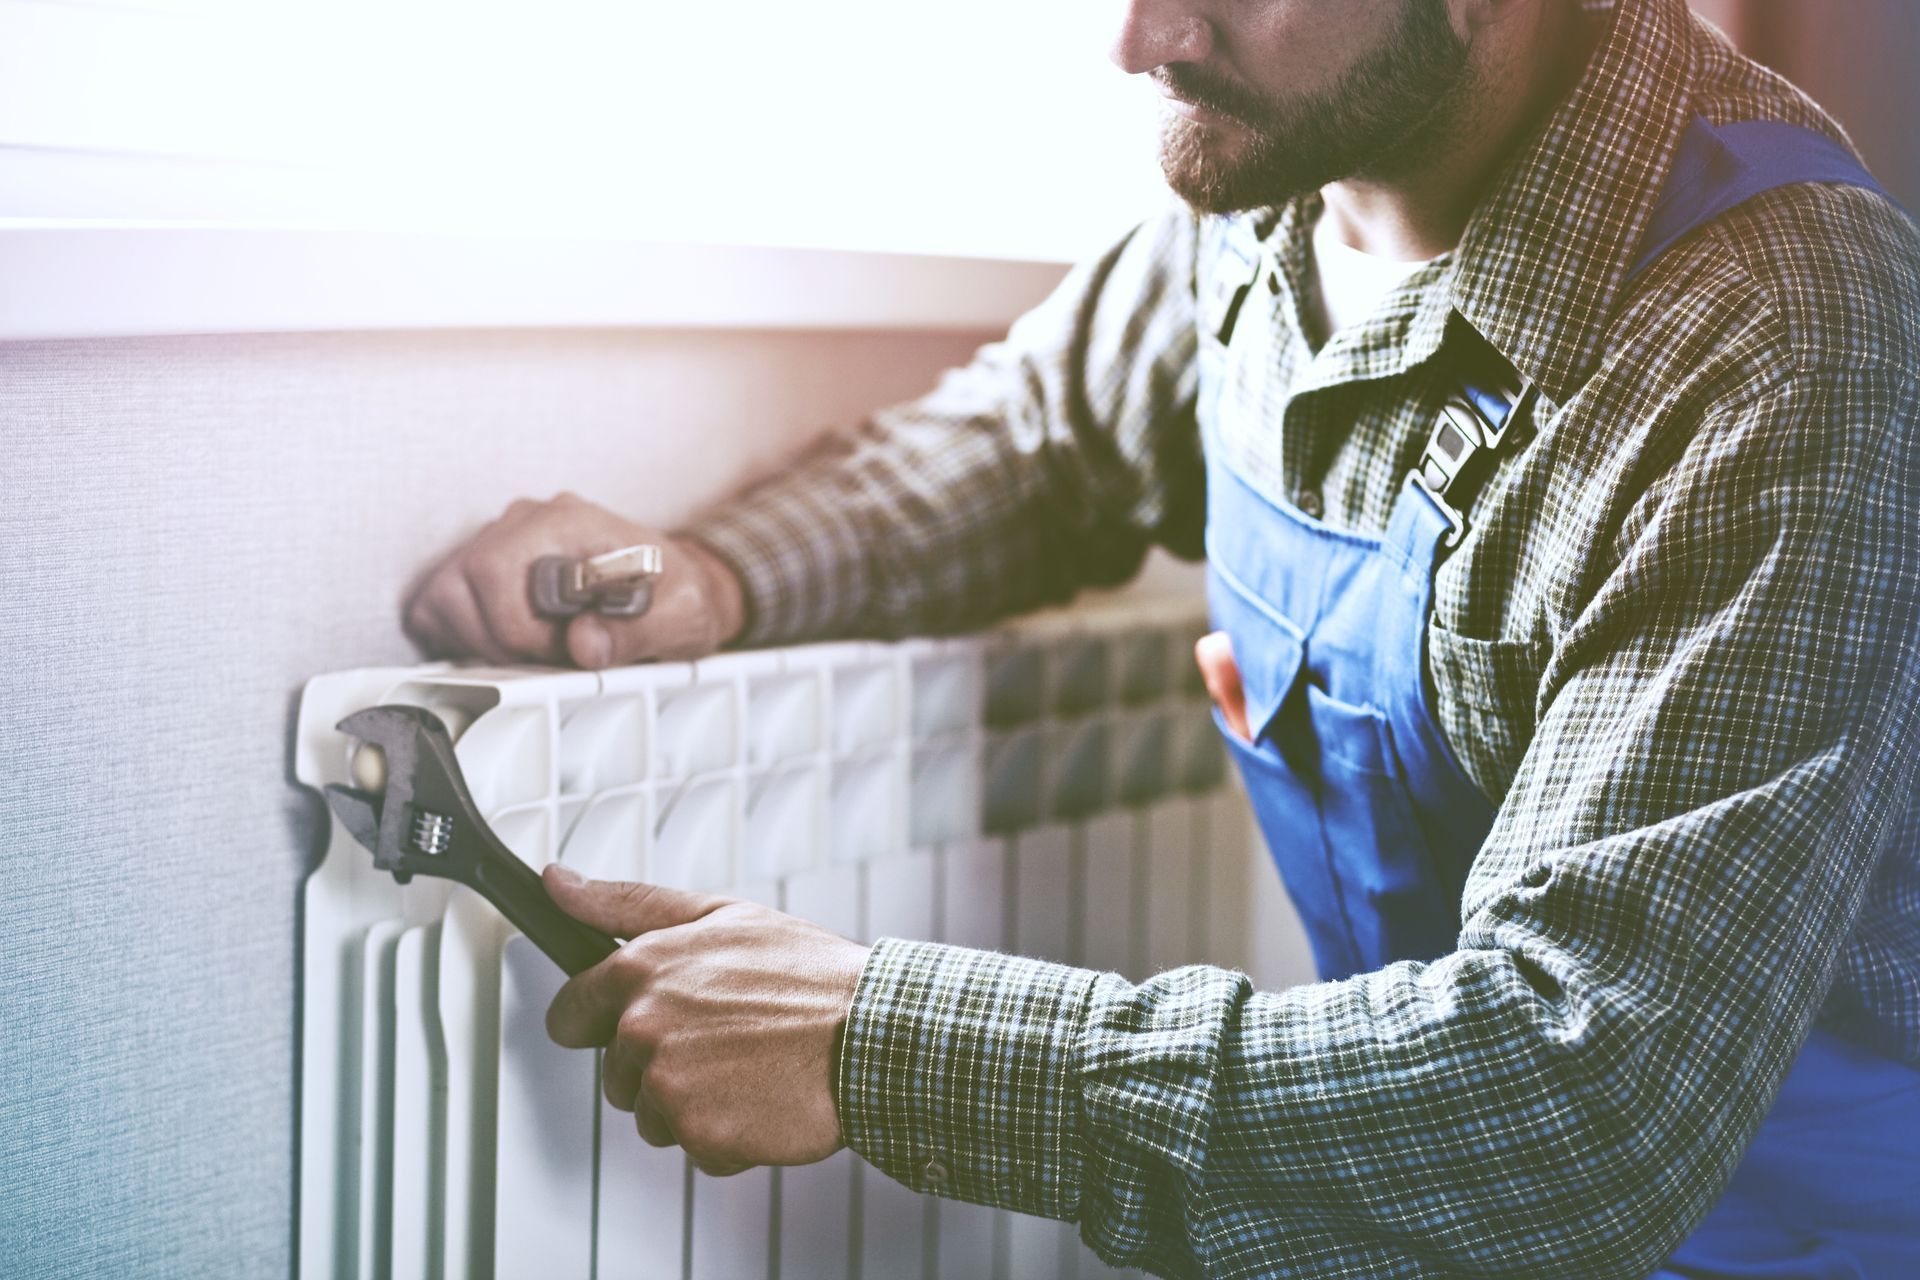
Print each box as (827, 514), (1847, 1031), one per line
(1306, 212), (1433, 347)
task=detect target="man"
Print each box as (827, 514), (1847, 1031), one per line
(405, 0), (1920, 1274)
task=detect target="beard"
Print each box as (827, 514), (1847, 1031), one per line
(1157, 0), (1476, 214)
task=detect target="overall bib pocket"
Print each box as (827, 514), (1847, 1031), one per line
(1209, 566), (1456, 979)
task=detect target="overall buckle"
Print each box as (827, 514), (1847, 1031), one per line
(1415, 317), (1539, 548)
(1409, 467), (1469, 548)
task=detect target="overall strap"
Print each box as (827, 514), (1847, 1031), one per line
(1202, 214), (1267, 346)
(1632, 116), (1902, 278)
(1412, 116), (1901, 543)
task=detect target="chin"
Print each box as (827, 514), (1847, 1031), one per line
(1159, 121), (1233, 209)
(1159, 118), (1335, 216)
(1159, 121), (1267, 216)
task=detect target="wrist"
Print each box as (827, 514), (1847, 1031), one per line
(828, 941), (873, 1135)
(677, 535), (748, 649)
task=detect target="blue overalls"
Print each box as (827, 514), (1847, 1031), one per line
(1200, 118), (1920, 1277)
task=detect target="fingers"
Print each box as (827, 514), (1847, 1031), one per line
(398, 493), (641, 665)
(544, 885), (724, 1047)
(567, 604), (667, 670)
(614, 1042), (679, 1150)
(565, 536), (745, 668)
(462, 552), (564, 664)
(634, 1090), (678, 1148)
(602, 1026), (690, 1154)
(439, 505), (563, 663)
(406, 565), (511, 664)
(1195, 630), (1252, 743)
(400, 491), (749, 669)
(544, 889), (856, 1171)
(601, 1031), (646, 1112)
(547, 938), (647, 1048)
(566, 615), (617, 670)
(543, 865), (727, 937)
(403, 499), (540, 661)
(601, 1018), (692, 1155)
(607, 1035), (754, 1171)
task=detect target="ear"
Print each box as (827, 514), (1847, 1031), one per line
(1453, 0), (1525, 40)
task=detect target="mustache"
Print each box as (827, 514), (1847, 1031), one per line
(1152, 65), (1275, 128)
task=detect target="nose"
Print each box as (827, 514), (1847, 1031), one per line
(1109, 0), (1213, 75)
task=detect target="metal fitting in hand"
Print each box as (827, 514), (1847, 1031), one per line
(529, 543), (664, 619)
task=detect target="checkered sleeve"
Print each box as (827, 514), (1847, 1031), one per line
(836, 940), (1100, 1220)
(838, 364), (1920, 1278)
(683, 203), (1206, 647)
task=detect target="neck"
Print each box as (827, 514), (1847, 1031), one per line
(1319, 2), (1598, 261)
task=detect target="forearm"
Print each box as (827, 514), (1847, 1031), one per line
(687, 407), (1163, 646)
(838, 871), (1843, 1280)
(682, 205), (1205, 647)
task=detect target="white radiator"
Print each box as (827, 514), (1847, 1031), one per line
(294, 596), (1264, 1280)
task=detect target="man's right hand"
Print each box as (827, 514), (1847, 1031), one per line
(403, 492), (746, 670)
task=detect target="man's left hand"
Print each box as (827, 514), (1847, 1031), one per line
(541, 864), (871, 1175)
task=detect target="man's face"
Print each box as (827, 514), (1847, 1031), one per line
(1113, 0), (1476, 214)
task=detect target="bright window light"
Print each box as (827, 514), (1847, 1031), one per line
(0, 0), (1170, 262)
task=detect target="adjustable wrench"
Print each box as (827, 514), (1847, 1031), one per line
(324, 704), (619, 976)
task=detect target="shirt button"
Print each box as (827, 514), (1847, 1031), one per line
(920, 1157), (949, 1189)
(1296, 488), (1325, 520)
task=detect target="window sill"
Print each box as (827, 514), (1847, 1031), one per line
(0, 223), (1072, 341)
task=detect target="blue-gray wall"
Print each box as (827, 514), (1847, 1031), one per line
(0, 328), (982, 1277)
(1756, 0), (1920, 211)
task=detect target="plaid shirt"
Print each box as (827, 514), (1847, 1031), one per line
(690, 0), (1920, 1274)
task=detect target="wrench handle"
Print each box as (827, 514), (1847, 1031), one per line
(469, 840), (620, 976)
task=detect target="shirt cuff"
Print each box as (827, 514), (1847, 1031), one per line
(836, 937), (1099, 1219)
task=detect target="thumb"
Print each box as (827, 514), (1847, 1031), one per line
(562, 537), (743, 670)
(543, 865), (724, 937)
(566, 615), (617, 670)
(564, 609), (679, 670)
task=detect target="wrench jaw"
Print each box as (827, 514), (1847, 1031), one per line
(321, 782), (441, 882)
(329, 705), (490, 886)
(326, 701), (623, 975)
(322, 786), (384, 862)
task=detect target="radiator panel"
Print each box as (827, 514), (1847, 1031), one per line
(494, 935), (596, 1279)
(295, 598), (1292, 1278)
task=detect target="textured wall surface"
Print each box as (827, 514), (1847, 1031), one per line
(1760, 0), (1920, 211)
(1695, 0), (1920, 209)
(0, 327), (993, 1277)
